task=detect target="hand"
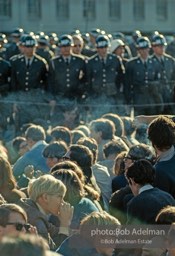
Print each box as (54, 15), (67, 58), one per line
(58, 201), (74, 228)
(26, 224), (38, 235)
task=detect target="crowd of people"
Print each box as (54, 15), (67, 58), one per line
(0, 27), (175, 255)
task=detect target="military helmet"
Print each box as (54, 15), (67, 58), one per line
(96, 35), (111, 48)
(151, 34), (167, 46)
(89, 28), (101, 38)
(132, 30), (142, 39)
(20, 35), (37, 47)
(11, 27), (24, 37)
(0, 33), (8, 44)
(36, 35), (49, 45)
(59, 34), (73, 47)
(112, 32), (125, 41)
(136, 36), (151, 49)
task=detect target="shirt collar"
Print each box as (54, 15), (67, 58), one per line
(139, 184), (153, 194)
(36, 202), (47, 216)
(30, 140), (45, 150)
(157, 145), (175, 162)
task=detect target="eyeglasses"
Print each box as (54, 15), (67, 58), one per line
(6, 222), (31, 231)
(74, 44), (82, 47)
(124, 156), (134, 161)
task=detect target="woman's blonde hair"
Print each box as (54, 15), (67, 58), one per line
(28, 174), (66, 201)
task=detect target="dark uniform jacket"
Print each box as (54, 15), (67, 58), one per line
(125, 56), (160, 104)
(10, 53), (48, 91)
(36, 47), (55, 64)
(151, 53), (175, 92)
(0, 57), (11, 92)
(86, 53), (124, 97)
(49, 54), (86, 99)
(5, 42), (21, 60)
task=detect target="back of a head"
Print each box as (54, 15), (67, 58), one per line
(122, 116), (135, 136)
(128, 143), (155, 163)
(25, 125), (46, 142)
(42, 141), (68, 159)
(50, 126), (71, 146)
(77, 137), (98, 164)
(71, 130), (86, 144)
(156, 206), (175, 224)
(51, 169), (84, 204)
(75, 125), (90, 137)
(80, 211), (120, 236)
(67, 144), (94, 182)
(126, 159), (155, 186)
(90, 118), (115, 140)
(68, 144), (93, 169)
(148, 115), (175, 150)
(103, 139), (127, 158)
(0, 234), (48, 256)
(12, 137), (27, 153)
(102, 113), (124, 137)
(50, 160), (85, 183)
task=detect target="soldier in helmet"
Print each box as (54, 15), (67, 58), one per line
(48, 32), (59, 54)
(5, 27), (24, 60)
(9, 35), (49, 128)
(48, 34), (87, 101)
(0, 33), (8, 59)
(125, 36), (162, 115)
(86, 34), (125, 117)
(36, 34), (55, 63)
(151, 34), (175, 113)
(10, 35), (48, 91)
(129, 30), (142, 57)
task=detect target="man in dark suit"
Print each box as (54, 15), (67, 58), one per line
(148, 115), (175, 199)
(125, 159), (175, 224)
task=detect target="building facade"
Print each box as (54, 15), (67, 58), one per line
(0, 0), (175, 36)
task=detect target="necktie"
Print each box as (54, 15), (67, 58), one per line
(144, 61), (147, 69)
(65, 58), (69, 65)
(26, 59), (30, 68)
(101, 58), (105, 67)
(160, 57), (164, 67)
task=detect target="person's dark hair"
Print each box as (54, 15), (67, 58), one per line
(50, 160), (99, 201)
(25, 125), (46, 141)
(0, 234), (49, 256)
(109, 186), (132, 224)
(75, 125), (90, 137)
(12, 136), (27, 152)
(155, 206), (175, 224)
(0, 157), (17, 190)
(127, 143), (155, 163)
(42, 141), (68, 159)
(103, 139), (127, 158)
(113, 151), (128, 176)
(50, 126), (71, 146)
(65, 144), (93, 182)
(0, 203), (27, 227)
(121, 116), (136, 136)
(148, 115), (175, 150)
(52, 169), (84, 205)
(126, 159), (155, 185)
(90, 118), (115, 140)
(102, 113), (124, 137)
(77, 137), (98, 164)
(71, 130), (86, 144)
